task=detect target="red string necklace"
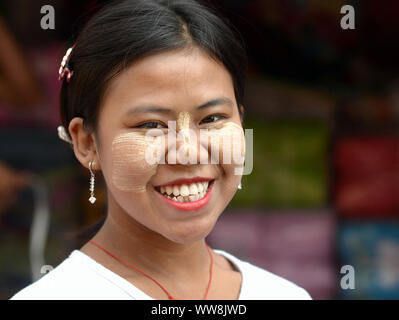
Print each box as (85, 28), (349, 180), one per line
(88, 239), (213, 300)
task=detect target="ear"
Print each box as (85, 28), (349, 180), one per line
(68, 117), (101, 171)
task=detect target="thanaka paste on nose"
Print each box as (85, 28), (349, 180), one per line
(177, 111), (191, 132)
(110, 121), (245, 193)
(177, 111), (192, 157)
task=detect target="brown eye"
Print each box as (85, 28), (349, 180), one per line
(136, 121), (166, 129)
(200, 114), (226, 124)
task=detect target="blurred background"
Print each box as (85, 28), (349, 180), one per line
(0, 0), (398, 300)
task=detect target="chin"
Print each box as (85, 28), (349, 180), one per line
(161, 214), (219, 244)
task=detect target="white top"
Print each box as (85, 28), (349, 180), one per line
(10, 249), (312, 300)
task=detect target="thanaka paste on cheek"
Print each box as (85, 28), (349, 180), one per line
(202, 121), (246, 191)
(111, 131), (164, 192)
(111, 120), (244, 193)
(205, 121), (245, 166)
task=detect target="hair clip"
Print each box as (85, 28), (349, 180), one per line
(58, 45), (75, 82)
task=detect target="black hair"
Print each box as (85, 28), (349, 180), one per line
(60, 0), (247, 141)
(60, 0), (248, 241)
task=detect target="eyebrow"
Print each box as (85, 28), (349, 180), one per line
(124, 97), (234, 116)
(196, 97), (234, 110)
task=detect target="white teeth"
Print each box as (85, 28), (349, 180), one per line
(166, 185), (173, 195)
(197, 183), (203, 192)
(189, 183), (198, 195)
(180, 184), (190, 197)
(158, 180), (212, 202)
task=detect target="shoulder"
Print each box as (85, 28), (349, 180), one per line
(214, 249), (312, 300)
(9, 250), (132, 300)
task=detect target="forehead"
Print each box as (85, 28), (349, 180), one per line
(101, 47), (235, 112)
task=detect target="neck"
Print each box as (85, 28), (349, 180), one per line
(87, 199), (211, 281)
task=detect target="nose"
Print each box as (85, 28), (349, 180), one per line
(165, 120), (209, 165)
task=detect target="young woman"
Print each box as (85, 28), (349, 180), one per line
(11, 0), (311, 300)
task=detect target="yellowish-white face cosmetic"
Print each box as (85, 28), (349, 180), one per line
(177, 111), (193, 159)
(111, 131), (164, 192)
(111, 117), (245, 193)
(177, 111), (191, 132)
(203, 121), (246, 181)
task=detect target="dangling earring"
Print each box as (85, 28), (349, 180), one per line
(238, 181), (242, 190)
(88, 160), (96, 204)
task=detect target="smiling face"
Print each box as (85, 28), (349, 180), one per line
(93, 47), (244, 244)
